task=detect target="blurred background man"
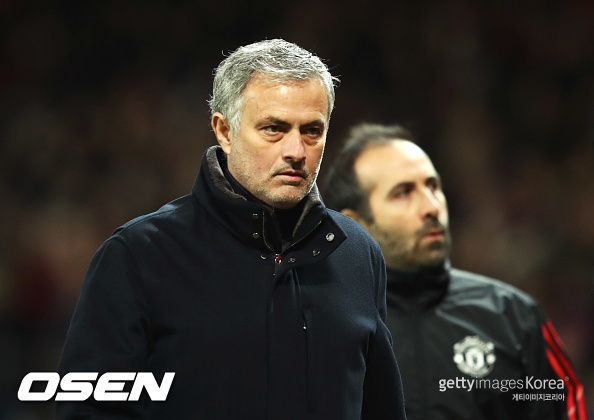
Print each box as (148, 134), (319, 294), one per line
(324, 122), (587, 420)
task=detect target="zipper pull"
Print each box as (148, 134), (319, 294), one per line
(274, 254), (282, 264)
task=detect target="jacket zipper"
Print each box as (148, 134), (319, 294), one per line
(261, 210), (323, 414)
(303, 309), (314, 412)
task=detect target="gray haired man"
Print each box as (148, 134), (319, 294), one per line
(56, 40), (406, 419)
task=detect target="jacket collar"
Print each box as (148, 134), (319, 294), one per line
(386, 261), (451, 313)
(192, 146), (328, 254)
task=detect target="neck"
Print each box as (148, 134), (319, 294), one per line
(387, 261), (450, 294)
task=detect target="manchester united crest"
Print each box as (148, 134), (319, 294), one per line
(453, 335), (496, 378)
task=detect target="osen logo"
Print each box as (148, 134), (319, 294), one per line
(18, 372), (175, 402)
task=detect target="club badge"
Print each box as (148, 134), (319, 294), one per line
(453, 335), (496, 378)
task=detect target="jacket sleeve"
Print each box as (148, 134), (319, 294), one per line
(56, 236), (150, 419)
(361, 250), (407, 419)
(523, 305), (588, 420)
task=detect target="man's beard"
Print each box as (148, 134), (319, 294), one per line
(368, 218), (452, 270)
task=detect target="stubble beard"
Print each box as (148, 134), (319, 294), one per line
(369, 221), (452, 270)
(262, 177), (316, 209)
(235, 164), (317, 209)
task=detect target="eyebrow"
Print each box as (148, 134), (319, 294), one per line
(386, 174), (442, 195)
(259, 116), (326, 128)
(387, 181), (414, 196)
(301, 119), (326, 128)
(259, 117), (289, 127)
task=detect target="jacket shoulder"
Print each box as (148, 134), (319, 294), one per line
(111, 194), (195, 241)
(448, 267), (540, 310)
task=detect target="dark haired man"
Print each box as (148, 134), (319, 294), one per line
(324, 122), (586, 419)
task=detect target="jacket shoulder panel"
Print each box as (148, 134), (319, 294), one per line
(445, 268), (546, 339)
(448, 268), (539, 309)
(110, 194), (196, 240)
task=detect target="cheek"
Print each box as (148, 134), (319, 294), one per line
(238, 144), (274, 173)
(371, 203), (415, 235)
(439, 199), (449, 224)
(230, 143), (261, 179)
(370, 218), (414, 251)
(384, 214), (423, 243)
(313, 151), (325, 170)
(311, 143), (325, 161)
(441, 209), (449, 226)
(386, 219), (415, 240)
(233, 131), (269, 160)
(258, 149), (284, 173)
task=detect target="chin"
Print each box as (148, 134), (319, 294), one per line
(269, 196), (303, 209)
(270, 188), (309, 208)
(413, 249), (447, 268)
(423, 259), (446, 269)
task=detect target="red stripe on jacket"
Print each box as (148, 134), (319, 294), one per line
(542, 321), (587, 420)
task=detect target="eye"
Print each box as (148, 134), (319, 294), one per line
(390, 184), (413, 199)
(263, 125), (281, 133)
(301, 125), (324, 139)
(427, 178), (442, 192)
(306, 127), (323, 136)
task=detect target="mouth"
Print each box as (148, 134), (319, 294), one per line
(420, 228), (445, 242)
(276, 170), (306, 183)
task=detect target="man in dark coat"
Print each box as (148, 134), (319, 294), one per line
(55, 41), (407, 419)
(324, 123), (587, 420)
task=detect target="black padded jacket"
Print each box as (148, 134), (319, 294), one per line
(56, 146), (406, 420)
(385, 264), (586, 420)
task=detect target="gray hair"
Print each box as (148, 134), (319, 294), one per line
(208, 39), (339, 134)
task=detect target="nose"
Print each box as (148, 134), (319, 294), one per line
(282, 130), (306, 163)
(420, 187), (440, 219)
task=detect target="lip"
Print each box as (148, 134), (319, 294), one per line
(420, 229), (445, 241)
(277, 171), (305, 182)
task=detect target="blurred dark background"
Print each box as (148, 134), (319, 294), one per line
(1, 0), (592, 418)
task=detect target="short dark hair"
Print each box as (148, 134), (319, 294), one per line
(323, 123), (413, 222)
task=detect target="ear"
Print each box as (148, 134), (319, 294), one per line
(340, 208), (370, 230)
(212, 112), (232, 155)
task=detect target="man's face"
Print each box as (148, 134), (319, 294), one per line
(353, 141), (451, 269)
(214, 76), (328, 209)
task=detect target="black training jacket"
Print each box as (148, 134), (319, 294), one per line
(385, 264), (587, 420)
(56, 146), (406, 419)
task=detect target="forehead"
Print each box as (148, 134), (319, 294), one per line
(355, 140), (437, 191)
(241, 76), (329, 120)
